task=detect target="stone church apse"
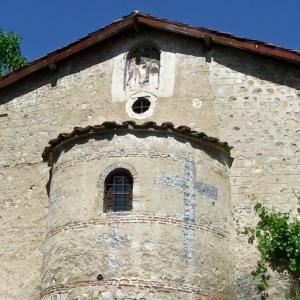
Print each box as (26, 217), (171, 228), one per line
(2, 11), (298, 300)
(41, 122), (234, 300)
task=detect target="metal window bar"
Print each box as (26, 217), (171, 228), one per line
(105, 175), (132, 211)
(132, 97), (151, 114)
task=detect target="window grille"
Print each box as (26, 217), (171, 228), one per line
(132, 97), (151, 114)
(104, 168), (133, 212)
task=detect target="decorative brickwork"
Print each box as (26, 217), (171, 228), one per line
(97, 162), (137, 202)
(46, 214), (228, 240)
(99, 162), (138, 181)
(40, 277), (220, 299)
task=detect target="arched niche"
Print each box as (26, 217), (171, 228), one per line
(125, 44), (160, 91)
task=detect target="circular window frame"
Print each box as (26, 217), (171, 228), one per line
(126, 92), (157, 120)
(132, 97), (151, 114)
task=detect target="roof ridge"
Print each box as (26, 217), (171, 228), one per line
(1, 12), (299, 89)
(131, 11), (300, 53)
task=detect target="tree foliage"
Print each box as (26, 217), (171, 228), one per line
(0, 29), (27, 76)
(245, 201), (300, 297)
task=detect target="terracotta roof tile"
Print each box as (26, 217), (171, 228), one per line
(42, 121), (232, 165)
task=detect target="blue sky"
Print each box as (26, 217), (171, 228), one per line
(1, 0), (299, 62)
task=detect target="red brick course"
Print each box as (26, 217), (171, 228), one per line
(46, 214), (229, 240)
(41, 277), (220, 299)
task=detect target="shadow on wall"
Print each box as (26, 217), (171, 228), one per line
(45, 129), (233, 195)
(50, 130), (232, 166)
(1, 27), (299, 104)
(0, 28), (193, 104)
(212, 45), (300, 90)
(236, 273), (290, 299)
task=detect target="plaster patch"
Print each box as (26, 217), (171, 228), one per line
(131, 240), (141, 249)
(192, 98), (203, 109)
(49, 189), (61, 204)
(132, 201), (144, 210)
(143, 242), (156, 252)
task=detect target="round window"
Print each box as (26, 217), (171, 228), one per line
(126, 92), (157, 120)
(132, 97), (151, 114)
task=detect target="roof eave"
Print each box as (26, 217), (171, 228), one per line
(136, 14), (300, 64)
(0, 14), (135, 89)
(0, 11), (299, 90)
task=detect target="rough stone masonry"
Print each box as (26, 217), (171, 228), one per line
(0, 12), (299, 300)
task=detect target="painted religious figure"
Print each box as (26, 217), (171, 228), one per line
(126, 46), (160, 90)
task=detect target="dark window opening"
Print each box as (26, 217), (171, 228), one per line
(132, 97), (151, 114)
(104, 168), (133, 212)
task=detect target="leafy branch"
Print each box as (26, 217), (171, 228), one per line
(0, 29), (27, 76)
(245, 200), (300, 297)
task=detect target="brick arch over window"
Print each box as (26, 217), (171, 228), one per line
(97, 163), (137, 211)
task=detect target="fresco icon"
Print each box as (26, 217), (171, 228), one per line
(126, 46), (160, 90)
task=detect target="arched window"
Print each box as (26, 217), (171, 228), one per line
(104, 168), (133, 212)
(125, 46), (160, 90)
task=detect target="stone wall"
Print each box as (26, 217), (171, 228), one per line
(42, 132), (233, 299)
(209, 46), (300, 298)
(0, 28), (299, 299)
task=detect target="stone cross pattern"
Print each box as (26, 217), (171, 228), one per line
(49, 189), (61, 204)
(96, 224), (131, 271)
(155, 161), (218, 261)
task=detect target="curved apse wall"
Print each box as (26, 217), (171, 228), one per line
(41, 122), (234, 300)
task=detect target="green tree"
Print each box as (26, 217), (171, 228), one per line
(245, 201), (300, 299)
(0, 29), (27, 76)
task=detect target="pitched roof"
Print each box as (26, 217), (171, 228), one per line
(1, 11), (299, 89)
